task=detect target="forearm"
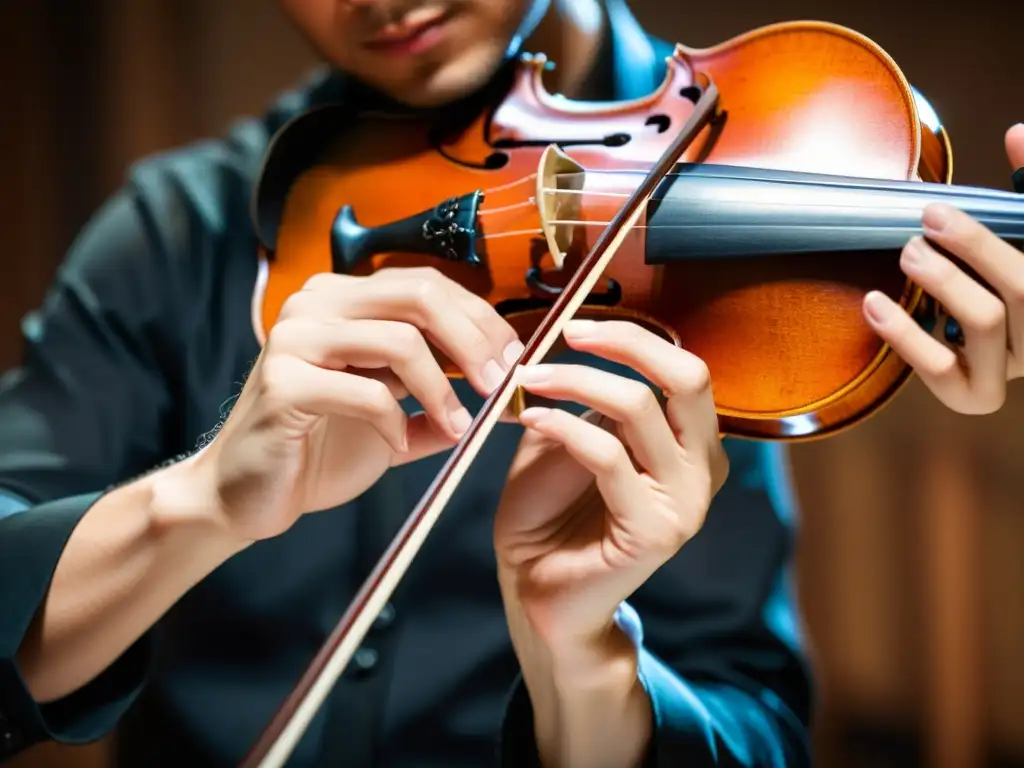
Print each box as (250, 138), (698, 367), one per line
(15, 456), (248, 703)
(500, 572), (653, 768)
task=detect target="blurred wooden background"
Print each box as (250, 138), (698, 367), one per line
(1, 0), (1021, 766)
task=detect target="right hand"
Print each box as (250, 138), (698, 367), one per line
(189, 268), (524, 542)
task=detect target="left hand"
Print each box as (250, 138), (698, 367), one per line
(863, 123), (1024, 415)
(493, 319), (729, 652)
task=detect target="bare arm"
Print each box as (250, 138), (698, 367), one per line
(14, 457), (248, 703)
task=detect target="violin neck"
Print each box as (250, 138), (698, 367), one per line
(643, 164), (1024, 262)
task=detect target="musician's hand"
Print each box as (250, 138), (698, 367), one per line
(187, 268), (523, 542)
(863, 123), (1024, 414)
(493, 320), (729, 656)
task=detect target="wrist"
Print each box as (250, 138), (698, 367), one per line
(498, 565), (634, 675)
(547, 619), (641, 695)
(147, 452), (252, 557)
(513, 607), (652, 768)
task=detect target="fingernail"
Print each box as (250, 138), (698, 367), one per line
(503, 340), (525, 366)
(564, 319), (597, 338)
(448, 402), (472, 436)
(482, 359), (505, 391)
(518, 406), (551, 425)
(922, 203), (951, 234)
(901, 237), (927, 271)
(518, 364), (553, 385)
(863, 291), (888, 324)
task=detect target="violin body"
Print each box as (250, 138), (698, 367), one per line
(251, 20), (955, 441)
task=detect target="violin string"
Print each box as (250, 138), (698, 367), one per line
(538, 186), (1007, 207)
(478, 171), (538, 195)
(477, 200), (538, 216)
(478, 228), (545, 239)
(465, 170), (1023, 242)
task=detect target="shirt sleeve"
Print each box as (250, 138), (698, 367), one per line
(497, 439), (813, 767)
(0, 185), (186, 761)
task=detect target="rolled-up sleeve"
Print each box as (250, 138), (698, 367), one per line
(0, 492), (152, 761)
(0, 183), (184, 761)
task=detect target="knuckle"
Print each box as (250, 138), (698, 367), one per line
(258, 356), (299, 407)
(279, 291), (310, 320)
(592, 434), (628, 473)
(966, 301), (1006, 335)
(389, 322), (426, 361)
(623, 382), (659, 417)
(673, 356), (712, 395)
(465, 329), (493, 364)
(922, 349), (960, 381)
(265, 318), (307, 356)
(412, 277), (445, 314)
(362, 379), (396, 417)
(301, 272), (336, 293)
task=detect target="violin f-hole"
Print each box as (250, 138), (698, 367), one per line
(525, 267), (622, 305)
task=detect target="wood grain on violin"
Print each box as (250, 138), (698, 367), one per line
(250, 20), (1021, 443)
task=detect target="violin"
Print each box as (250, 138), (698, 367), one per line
(241, 19), (1024, 767)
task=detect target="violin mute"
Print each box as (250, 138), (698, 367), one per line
(502, 385), (562, 421)
(506, 385), (527, 419)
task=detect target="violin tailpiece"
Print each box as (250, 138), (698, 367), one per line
(330, 191), (486, 272)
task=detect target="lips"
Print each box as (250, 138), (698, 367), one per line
(363, 7), (451, 53)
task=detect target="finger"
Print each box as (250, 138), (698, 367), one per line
(901, 234), (1003, 382)
(559, 320), (719, 455)
(498, 413), (602, 544)
(897, 236), (1008, 404)
(358, 268), (520, 394)
(516, 363), (682, 480)
(268, 317), (472, 441)
(393, 412), (462, 465)
(259, 355), (409, 453)
(351, 368), (410, 401)
(862, 290), (979, 409)
(517, 407), (649, 522)
(920, 204), (1023, 351)
(387, 267), (526, 369)
(1006, 123), (1024, 170)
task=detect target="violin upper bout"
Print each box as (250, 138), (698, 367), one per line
(911, 84), (954, 184)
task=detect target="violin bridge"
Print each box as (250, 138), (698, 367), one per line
(536, 144), (585, 270)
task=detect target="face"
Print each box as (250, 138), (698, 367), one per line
(277, 0), (546, 107)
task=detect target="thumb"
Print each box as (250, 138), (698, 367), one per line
(1005, 123), (1024, 171)
(391, 412), (459, 466)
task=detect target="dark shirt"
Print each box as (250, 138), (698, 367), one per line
(0, 8), (813, 767)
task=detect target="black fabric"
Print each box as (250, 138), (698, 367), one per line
(0, 6), (812, 767)
(1012, 166), (1024, 194)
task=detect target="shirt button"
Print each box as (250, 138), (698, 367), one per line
(350, 647), (379, 678)
(0, 712), (20, 755)
(372, 603), (396, 631)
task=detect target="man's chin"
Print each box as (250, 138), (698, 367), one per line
(386, 48), (510, 108)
